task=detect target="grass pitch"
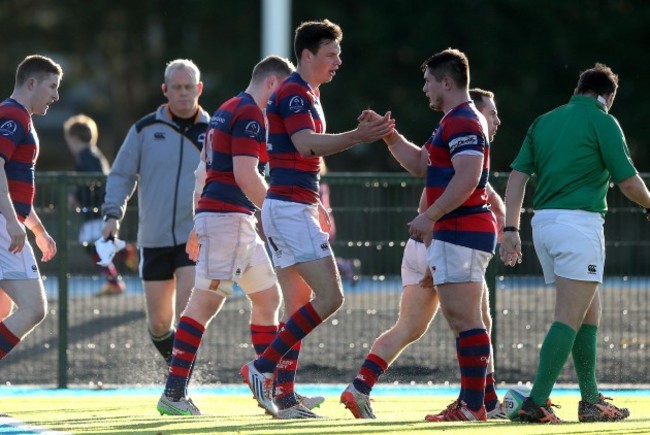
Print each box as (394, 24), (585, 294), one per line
(1, 394), (648, 434)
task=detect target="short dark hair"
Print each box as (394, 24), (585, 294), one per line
(421, 48), (469, 88)
(469, 88), (494, 111)
(251, 55), (295, 83)
(576, 63), (618, 96)
(63, 114), (98, 145)
(16, 54), (63, 86)
(294, 19), (343, 61)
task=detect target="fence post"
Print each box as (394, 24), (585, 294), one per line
(57, 173), (69, 388)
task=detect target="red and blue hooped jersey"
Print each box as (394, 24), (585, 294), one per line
(266, 72), (323, 205)
(197, 92), (266, 215)
(0, 98), (39, 221)
(426, 101), (496, 253)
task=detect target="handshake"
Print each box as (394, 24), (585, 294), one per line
(353, 109), (396, 144)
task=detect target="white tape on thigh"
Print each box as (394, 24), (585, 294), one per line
(238, 263), (277, 294)
(194, 276), (234, 298)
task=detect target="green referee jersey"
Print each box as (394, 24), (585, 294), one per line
(512, 95), (637, 215)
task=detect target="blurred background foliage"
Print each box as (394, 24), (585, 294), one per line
(1, 0), (648, 174)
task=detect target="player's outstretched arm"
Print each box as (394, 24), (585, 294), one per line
(291, 111), (394, 158)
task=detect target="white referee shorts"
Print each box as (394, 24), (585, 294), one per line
(261, 198), (332, 269)
(194, 212), (276, 296)
(532, 209), (605, 284)
(0, 214), (40, 280)
(426, 239), (492, 285)
(401, 238), (429, 287)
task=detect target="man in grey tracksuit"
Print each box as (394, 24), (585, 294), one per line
(101, 59), (209, 367)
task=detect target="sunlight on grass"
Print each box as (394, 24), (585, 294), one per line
(2, 394), (648, 434)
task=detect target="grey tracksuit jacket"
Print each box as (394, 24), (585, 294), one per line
(102, 104), (209, 248)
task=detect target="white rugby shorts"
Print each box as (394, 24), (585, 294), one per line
(261, 198), (332, 269)
(426, 239), (492, 285)
(532, 209), (605, 284)
(401, 238), (429, 287)
(0, 214), (40, 280)
(194, 212), (276, 294)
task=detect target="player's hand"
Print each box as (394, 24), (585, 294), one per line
(357, 109), (382, 123)
(499, 231), (522, 267)
(186, 227), (199, 262)
(408, 213), (433, 247)
(102, 218), (119, 240)
(5, 219), (26, 254)
(355, 110), (395, 143)
(35, 231), (57, 262)
(419, 266), (435, 289)
(317, 201), (331, 234)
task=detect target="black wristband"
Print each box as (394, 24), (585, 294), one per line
(103, 214), (119, 222)
(503, 226), (519, 232)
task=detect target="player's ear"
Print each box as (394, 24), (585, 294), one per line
(26, 77), (37, 91)
(266, 76), (277, 90)
(162, 83), (167, 94)
(301, 48), (312, 63)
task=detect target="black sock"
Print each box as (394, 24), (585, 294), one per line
(150, 329), (175, 364)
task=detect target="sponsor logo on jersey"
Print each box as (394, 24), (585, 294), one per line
(449, 135), (478, 152)
(320, 242), (329, 250)
(0, 120), (18, 136)
(588, 264), (597, 274)
(154, 132), (166, 140)
(289, 96), (306, 113)
(212, 115), (227, 125)
(244, 121), (261, 138)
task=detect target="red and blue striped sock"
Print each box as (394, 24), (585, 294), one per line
(254, 302), (322, 374)
(275, 333), (301, 409)
(352, 353), (388, 395)
(250, 323), (278, 356)
(164, 316), (205, 401)
(484, 372), (498, 411)
(0, 322), (20, 360)
(458, 328), (490, 411)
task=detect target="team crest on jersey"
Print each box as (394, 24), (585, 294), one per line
(244, 121), (261, 138)
(288, 96), (306, 113)
(0, 120), (18, 136)
(449, 135), (478, 152)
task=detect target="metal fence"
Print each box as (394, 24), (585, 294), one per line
(0, 172), (648, 387)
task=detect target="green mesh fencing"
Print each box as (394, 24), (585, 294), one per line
(0, 172), (647, 387)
